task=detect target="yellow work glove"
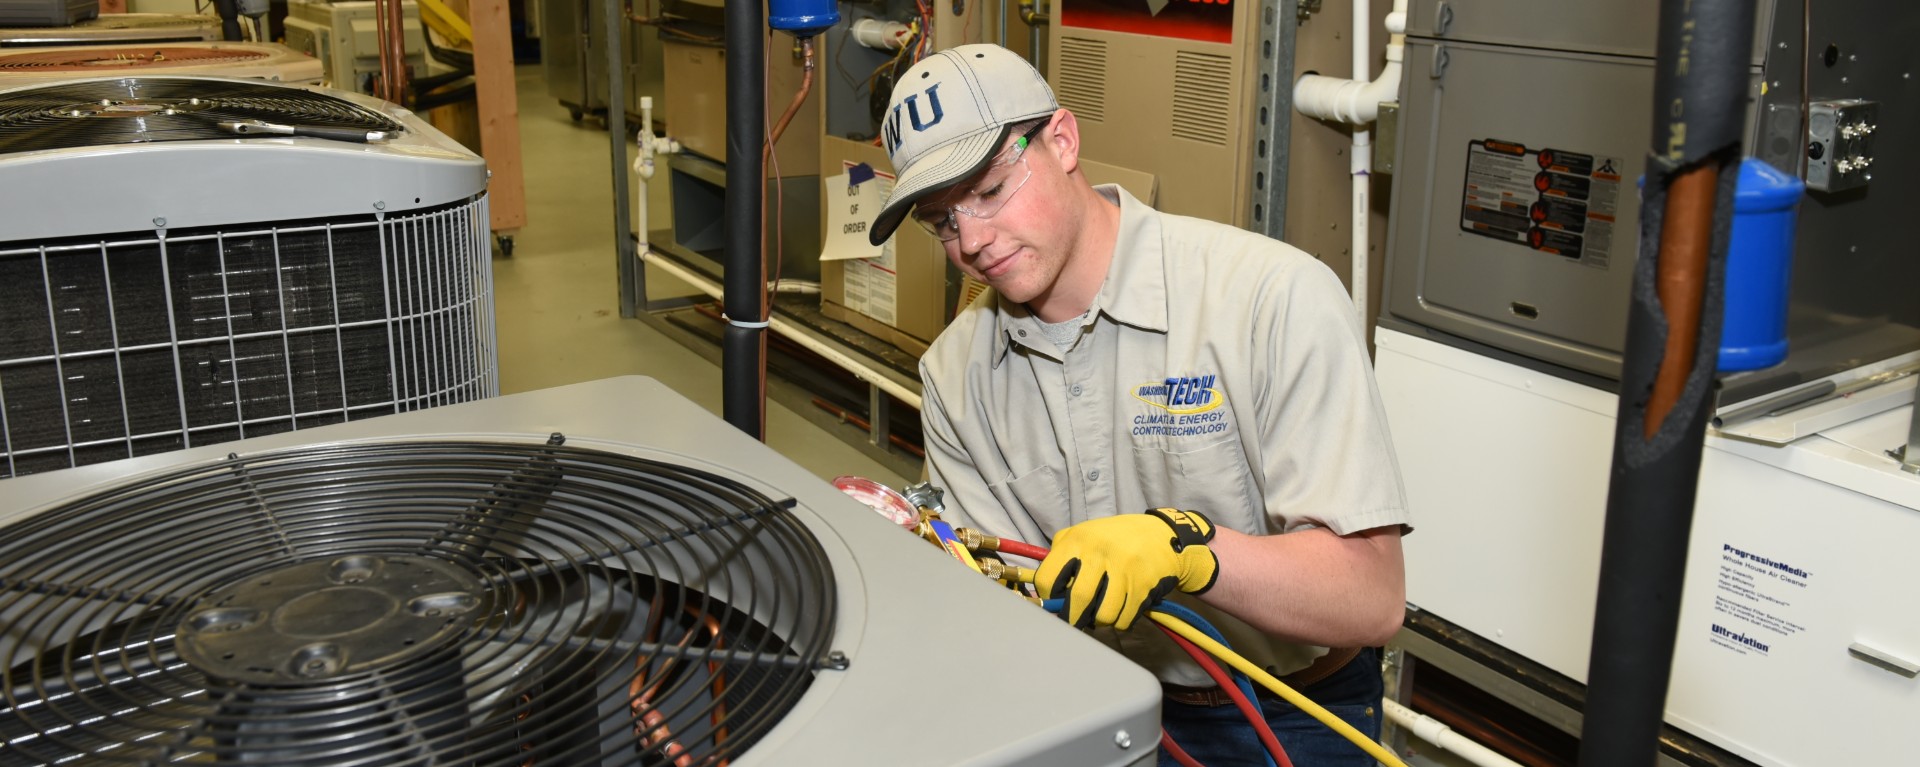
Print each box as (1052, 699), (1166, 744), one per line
(1035, 508), (1220, 630)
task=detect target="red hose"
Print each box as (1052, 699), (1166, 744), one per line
(998, 538), (1288, 766)
(996, 539), (1050, 562)
(1162, 731), (1207, 767)
(1156, 624), (1294, 767)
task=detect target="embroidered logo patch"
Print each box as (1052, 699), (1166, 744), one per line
(1131, 375), (1230, 438)
(1131, 375), (1222, 415)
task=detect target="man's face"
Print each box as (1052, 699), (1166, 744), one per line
(916, 121), (1073, 307)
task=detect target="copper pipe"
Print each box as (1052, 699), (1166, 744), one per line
(761, 40), (814, 308)
(516, 692), (535, 767)
(691, 608), (730, 756)
(1643, 162), (1720, 438)
(392, 0), (411, 102)
(628, 600), (712, 767)
(811, 397), (927, 458)
(372, 0), (392, 100)
(380, 0), (409, 103)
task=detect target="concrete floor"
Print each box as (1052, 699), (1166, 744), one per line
(490, 64), (910, 492)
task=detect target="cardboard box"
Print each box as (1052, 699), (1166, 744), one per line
(662, 37), (820, 175)
(817, 134), (1158, 358)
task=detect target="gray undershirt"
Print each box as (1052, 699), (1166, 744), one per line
(1036, 308), (1093, 352)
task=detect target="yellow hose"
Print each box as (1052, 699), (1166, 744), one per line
(1147, 612), (1411, 767)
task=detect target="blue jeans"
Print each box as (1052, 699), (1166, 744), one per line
(1159, 647), (1384, 767)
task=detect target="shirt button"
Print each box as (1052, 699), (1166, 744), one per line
(1070, 384), (1084, 396)
(1087, 469), (1101, 481)
(1017, 329), (1028, 337)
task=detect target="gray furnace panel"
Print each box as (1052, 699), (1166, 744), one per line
(1385, 39), (1656, 379)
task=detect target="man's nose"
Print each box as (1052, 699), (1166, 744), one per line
(956, 213), (996, 254)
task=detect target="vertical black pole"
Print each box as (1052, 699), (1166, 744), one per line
(1577, 0), (1755, 764)
(723, 0), (767, 439)
(607, 0), (635, 318)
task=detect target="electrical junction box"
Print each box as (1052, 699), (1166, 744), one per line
(1804, 98), (1877, 193)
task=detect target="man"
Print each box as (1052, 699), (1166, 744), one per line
(868, 44), (1410, 765)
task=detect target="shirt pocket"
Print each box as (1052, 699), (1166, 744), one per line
(987, 464), (1069, 536)
(1129, 436), (1261, 532)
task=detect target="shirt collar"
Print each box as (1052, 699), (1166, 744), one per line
(990, 184), (1167, 367)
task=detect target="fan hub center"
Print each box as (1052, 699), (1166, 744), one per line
(176, 554), (486, 684)
(56, 97), (211, 119)
(275, 587), (399, 637)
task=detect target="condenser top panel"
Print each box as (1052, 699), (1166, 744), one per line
(0, 376), (1163, 766)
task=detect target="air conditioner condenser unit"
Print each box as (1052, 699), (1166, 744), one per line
(0, 12), (216, 47)
(0, 42), (324, 85)
(0, 75), (497, 479)
(0, 375), (1162, 765)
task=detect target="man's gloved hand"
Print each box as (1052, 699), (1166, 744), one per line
(1035, 508), (1220, 630)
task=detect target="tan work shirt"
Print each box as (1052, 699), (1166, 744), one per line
(919, 185), (1411, 685)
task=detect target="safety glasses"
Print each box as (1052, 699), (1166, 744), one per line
(912, 121), (1046, 242)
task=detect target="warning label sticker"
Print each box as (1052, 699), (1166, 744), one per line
(1459, 139), (1622, 269)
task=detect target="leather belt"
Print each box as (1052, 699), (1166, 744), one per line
(1161, 646), (1362, 707)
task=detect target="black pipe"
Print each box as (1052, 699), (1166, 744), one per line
(607, 0), (634, 320)
(722, 0), (767, 439)
(1577, 0), (1755, 763)
(213, 0), (243, 41)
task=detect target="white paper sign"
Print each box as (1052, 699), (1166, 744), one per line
(821, 167), (892, 262)
(843, 239), (898, 325)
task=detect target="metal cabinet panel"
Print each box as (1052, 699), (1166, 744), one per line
(1385, 39), (1655, 379)
(1403, 0), (1770, 62)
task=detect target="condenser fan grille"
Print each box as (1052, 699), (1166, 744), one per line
(0, 439), (837, 766)
(0, 197), (496, 479)
(0, 46), (270, 71)
(0, 77), (401, 154)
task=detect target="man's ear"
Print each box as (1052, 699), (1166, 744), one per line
(1044, 108), (1082, 175)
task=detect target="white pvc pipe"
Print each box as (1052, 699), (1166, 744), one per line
(633, 97), (682, 246)
(1290, 0), (1407, 327)
(1384, 699), (1526, 767)
(1350, 0), (1371, 327)
(640, 250), (925, 411)
(850, 18), (912, 50)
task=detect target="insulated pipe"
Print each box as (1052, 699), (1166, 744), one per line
(723, 0), (767, 439)
(213, 0), (242, 41)
(1382, 700), (1524, 767)
(1577, 0), (1755, 761)
(608, 0), (635, 318)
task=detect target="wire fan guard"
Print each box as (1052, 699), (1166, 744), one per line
(0, 438), (837, 766)
(0, 77), (400, 154)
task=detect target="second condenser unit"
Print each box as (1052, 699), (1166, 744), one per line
(0, 76), (497, 479)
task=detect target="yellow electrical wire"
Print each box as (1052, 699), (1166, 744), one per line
(1146, 612), (1411, 767)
